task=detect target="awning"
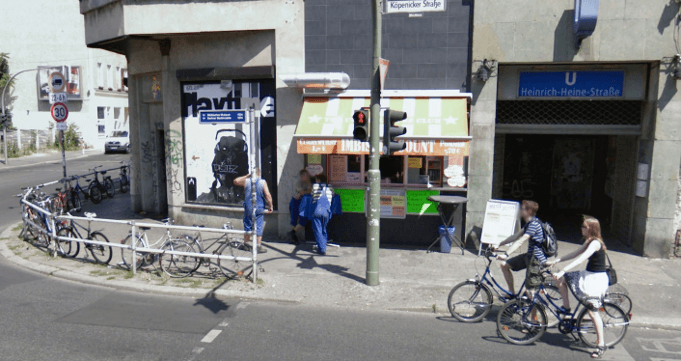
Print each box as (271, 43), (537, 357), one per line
(294, 95), (470, 156)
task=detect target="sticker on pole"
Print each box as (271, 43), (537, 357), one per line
(55, 122), (68, 131)
(48, 72), (66, 93)
(51, 102), (68, 122)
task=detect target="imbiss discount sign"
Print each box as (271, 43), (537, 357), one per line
(384, 0), (446, 14)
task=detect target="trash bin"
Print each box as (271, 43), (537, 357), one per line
(439, 225), (456, 253)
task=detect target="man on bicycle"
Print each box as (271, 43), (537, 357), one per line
(493, 200), (547, 295)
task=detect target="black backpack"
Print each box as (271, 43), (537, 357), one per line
(541, 222), (559, 257)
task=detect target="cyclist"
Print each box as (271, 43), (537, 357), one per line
(492, 200), (547, 295)
(546, 216), (610, 359)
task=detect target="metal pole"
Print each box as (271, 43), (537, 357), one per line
(249, 108), (258, 282)
(131, 221), (137, 275)
(1, 68), (38, 166)
(366, 0), (382, 286)
(59, 129), (67, 193)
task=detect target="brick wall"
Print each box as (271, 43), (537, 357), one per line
(304, 0), (472, 90)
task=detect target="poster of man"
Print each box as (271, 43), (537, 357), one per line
(182, 81), (276, 207)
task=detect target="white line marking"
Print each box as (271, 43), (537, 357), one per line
(201, 329), (222, 343)
(218, 321), (229, 327)
(192, 347), (204, 354)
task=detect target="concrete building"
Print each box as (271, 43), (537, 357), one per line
(469, 0), (681, 257)
(2, 0), (128, 150)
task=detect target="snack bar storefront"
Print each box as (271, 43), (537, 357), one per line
(294, 90), (472, 247)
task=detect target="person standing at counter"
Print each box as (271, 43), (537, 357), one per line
(310, 174), (334, 256)
(287, 169), (312, 245)
(234, 169), (273, 254)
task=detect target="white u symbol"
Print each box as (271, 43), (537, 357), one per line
(565, 72), (577, 86)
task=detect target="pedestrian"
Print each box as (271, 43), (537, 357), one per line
(309, 174), (334, 256)
(546, 216), (610, 359)
(492, 200), (547, 294)
(233, 169), (273, 254)
(287, 169), (312, 245)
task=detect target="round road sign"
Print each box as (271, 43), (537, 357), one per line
(51, 102), (68, 122)
(48, 72), (67, 93)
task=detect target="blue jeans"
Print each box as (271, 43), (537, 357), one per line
(312, 214), (329, 253)
(289, 197), (308, 227)
(243, 212), (264, 236)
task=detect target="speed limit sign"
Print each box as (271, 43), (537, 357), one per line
(50, 102), (68, 122)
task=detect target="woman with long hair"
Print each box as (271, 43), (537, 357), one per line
(546, 216), (610, 358)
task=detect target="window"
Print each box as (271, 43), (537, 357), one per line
(107, 65), (113, 90)
(122, 69), (128, 92)
(97, 107), (105, 119)
(97, 106), (106, 135)
(378, 156), (404, 185)
(115, 67), (120, 90)
(97, 63), (103, 89)
(113, 107), (121, 120)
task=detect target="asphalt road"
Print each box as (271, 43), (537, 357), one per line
(1, 154), (680, 360)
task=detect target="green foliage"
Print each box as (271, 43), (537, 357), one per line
(0, 53), (13, 108)
(54, 124), (81, 151)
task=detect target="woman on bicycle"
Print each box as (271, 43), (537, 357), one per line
(546, 216), (610, 359)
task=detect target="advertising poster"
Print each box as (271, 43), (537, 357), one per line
(37, 66), (82, 100)
(480, 200), (520, 246)
(181, 81), (276, 207)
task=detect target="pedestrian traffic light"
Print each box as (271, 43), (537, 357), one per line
(353, 109), (369, 141)
(383, 109), (407, 156)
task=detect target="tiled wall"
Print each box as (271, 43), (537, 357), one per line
(304, 0), (472, 90)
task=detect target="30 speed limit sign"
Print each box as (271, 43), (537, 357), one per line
(50, 102), (68, 122)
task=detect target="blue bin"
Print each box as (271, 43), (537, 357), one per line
(438, 225), (456, 253)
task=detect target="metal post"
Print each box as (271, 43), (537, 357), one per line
(131, 221), (137, 274)
(50, 212), (57, 258)
(1, 68), (38, 166)
(249, 108), (258, 282)
(59, 129), (67, 193)
(366, 0), (382, 286)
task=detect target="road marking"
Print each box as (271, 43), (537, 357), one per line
(638, 337), (681, 354)
(650, 358), (681, 361)
(201, 329), (222, 343)
(236, 302), (250, 310)
(192, 347), (204, 354)
(218, 320), (229, 327)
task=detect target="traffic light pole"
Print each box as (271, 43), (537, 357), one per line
(366, 0), (382, 286)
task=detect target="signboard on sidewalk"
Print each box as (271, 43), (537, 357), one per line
(480, 200), (520, 246)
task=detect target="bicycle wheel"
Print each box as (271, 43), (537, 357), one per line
(120, 176), (129, 193)
(89, 184), (102, 204)
(88, 231), (113, 264)
(104, 179), (115, 198)
(577, 302), (629, 348)
(605, 292), (632, 314)
(447, 281), (493, 322)
(497, 299), (548, 345)
(540, 285), (563, 328)
(120, 233), (146, 270)
(160, 239), (199, 278)
(217, 240), (253, 279)
(55, 227), (78, 257)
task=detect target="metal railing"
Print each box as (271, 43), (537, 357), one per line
(19, 198), (259, 282)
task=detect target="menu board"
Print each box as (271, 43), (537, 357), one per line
(334, 188), (365, 213)
(378, 189), (406, 219)
(480, 200), (520, 246)
(406, 190), (439, 214)
(328, 155), (347, 182)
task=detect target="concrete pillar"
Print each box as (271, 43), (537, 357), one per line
(128, 74), (143, 213)
(466, 69), (498, 236)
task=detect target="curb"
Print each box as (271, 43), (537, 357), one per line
(0, 151), (103, 171)
(0, 222), (302, 304)
(1, 223), (679, 328)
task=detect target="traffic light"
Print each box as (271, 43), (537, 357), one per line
(353, 109), (369, 141)
(383, 108), (407, 156)
(0, 112), (11, 127)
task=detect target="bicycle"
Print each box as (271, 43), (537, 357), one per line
(69, 175), (89, 207)
(120, 218), (198, 274)
(119, 161), (130, 193)
(447, 247), (560, 322)
(20, 187), (54, 248)
(57, 212), (113, 264)
(169, 222), (253, 279)
(87, 166), (115, 203)
(496, 269), (630, 347)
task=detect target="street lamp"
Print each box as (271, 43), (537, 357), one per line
(1, 68), (38, 165)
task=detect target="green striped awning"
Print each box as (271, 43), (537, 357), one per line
(294, 97), (469, 139)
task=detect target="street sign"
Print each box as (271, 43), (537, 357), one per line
(199, 110), (246, 123)
(50, 102), (68, 122)
(49, 92), (68, 104)
(383, 0), (446, 14)
(56, 122), (68, 131)
(48, 72), (66, 93)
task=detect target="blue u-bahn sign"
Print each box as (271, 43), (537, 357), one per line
(518, 71), (624, 98)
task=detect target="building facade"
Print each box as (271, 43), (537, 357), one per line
(2, 0), (128, 150)
(469, 0), (681, 257)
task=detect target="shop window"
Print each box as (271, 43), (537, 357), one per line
(379, 156), (404, 185)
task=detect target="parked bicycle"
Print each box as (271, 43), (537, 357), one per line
(496, 269), (630, 347)
(164, 222), (253, 279)
(87, 166), (115, 204)
(119, 161), (130, 193)
(57, 212), (113, 264)
(447, 247), (560, 322)
(120, 218), (198, 273)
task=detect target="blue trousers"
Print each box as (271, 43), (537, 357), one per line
(289, 197), (308, 227)
(312, 215), (329, 253)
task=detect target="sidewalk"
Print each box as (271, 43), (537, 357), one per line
(2, 209), (679, 329)
(0, 148), (103, 169)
